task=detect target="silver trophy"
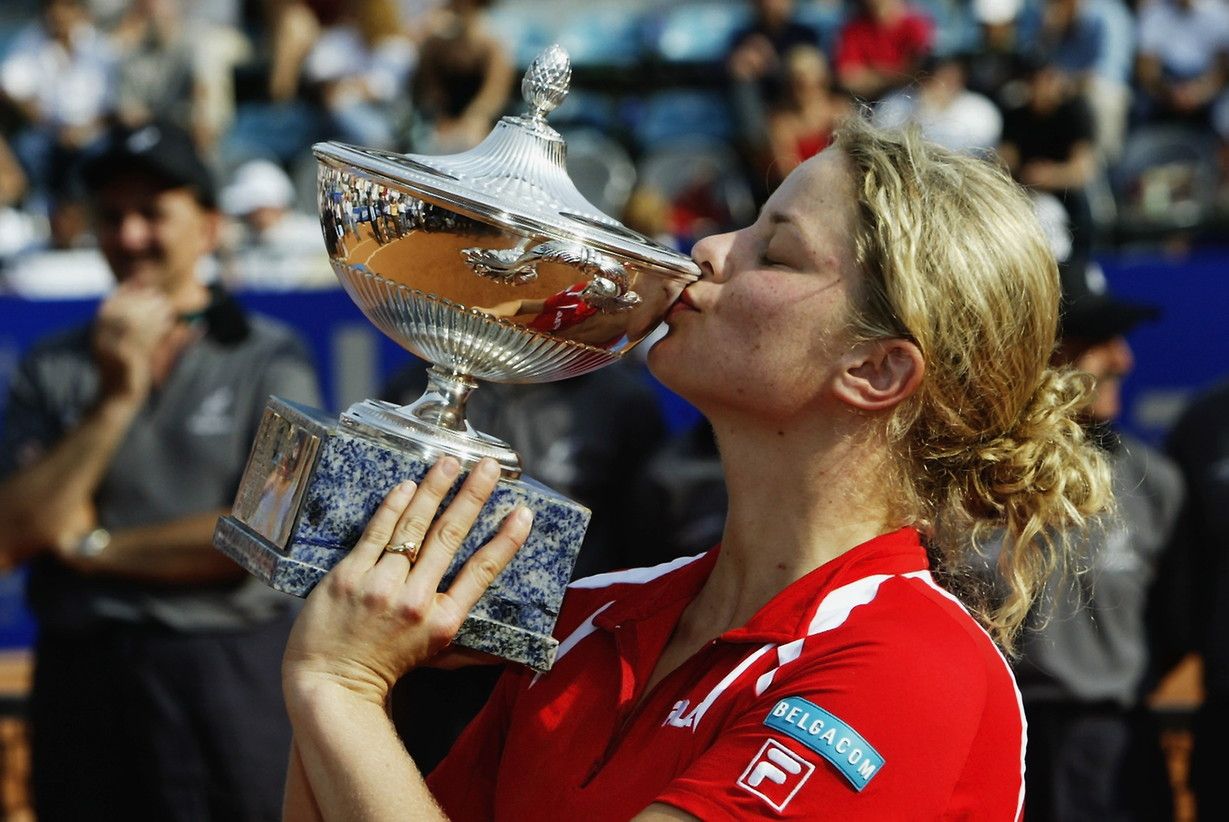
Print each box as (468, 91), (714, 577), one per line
(213, 46), (700, 671)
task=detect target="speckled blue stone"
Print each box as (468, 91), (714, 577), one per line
(214, 400), (590, 672)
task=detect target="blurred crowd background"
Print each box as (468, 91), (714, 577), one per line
(2, 0), (1229, 286)
(0, 0), (1228, 818)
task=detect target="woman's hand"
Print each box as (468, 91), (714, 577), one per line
(282, 456), (533, 707)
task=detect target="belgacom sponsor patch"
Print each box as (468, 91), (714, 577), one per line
(736, 739), (815, 812)
(763, 696), (884, 790)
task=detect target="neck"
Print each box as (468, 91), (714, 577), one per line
(684, 409), (900, 634)
(166, 276), (212, 317)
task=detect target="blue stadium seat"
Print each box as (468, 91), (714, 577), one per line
(795, 0), (849, 53)
(487, 5), (557, 70)
(911, 0), (979, 57)
(556, 4), (649, 70)
(633, 89), (737, 152)
(650, 2), (752, 65)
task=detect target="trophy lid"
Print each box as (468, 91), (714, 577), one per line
(312, 45), (697, 279)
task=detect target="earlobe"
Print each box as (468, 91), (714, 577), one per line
(833, 339), (924, 412)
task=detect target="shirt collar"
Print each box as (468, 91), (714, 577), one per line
(184, 284), (249, 345)
(596, 528), (930, 644)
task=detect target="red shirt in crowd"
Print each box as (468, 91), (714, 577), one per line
(835, 10), (934, 78)
(429, 528), (1025, 820)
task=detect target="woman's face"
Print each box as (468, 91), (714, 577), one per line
(648, 148), (862, 421)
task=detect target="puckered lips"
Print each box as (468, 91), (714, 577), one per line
(667, 287), (701, 321)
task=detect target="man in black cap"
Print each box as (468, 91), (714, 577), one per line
(1005, 262), (1184, 821)
(0, 121), (321, 819)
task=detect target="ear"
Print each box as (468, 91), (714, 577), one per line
(833, 338), (924, 412)
(200, 209), (223, 254)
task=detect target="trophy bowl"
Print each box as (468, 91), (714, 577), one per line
(315, 44), (698, 476)
(214, 45), (700, 671)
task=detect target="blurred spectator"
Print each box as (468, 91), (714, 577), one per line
(1161, 375), (1229, 822)
(834, 0), (934, 102)
(621, 184), (679, 251)
(381, 358), (668, 772)
(998, 262), (1179, 822)
(411, 0), (513, 153)
(0, 0), (116, 206)
(999, 55), (1099, 282)
(766, 45), (849, 185)
(1033, 0), (1132, 160)
(180, 0), (252, 150)
(722, 0), (820, 172)
(966, 0), (1033, 107)
(218, 158), (333, 290)
(0, 133), (42, 262)
(873, 52), (1002, 154)
(0, 120), (320, 819)
(1, 184), (113, 298)
(1135, 0), (1229, 129)
(300, 0), (415, 149)
(108, 0), (203, 136)
(218, 0), (329, 170)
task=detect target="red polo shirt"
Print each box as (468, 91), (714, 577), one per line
(429, 528), (1025, 820)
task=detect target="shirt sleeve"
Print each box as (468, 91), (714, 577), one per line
(654, 589), (1022, 819)
(0, 351), (61, 479)
(427, 665), (526, 821)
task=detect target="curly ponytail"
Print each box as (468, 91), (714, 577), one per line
(836, 117), (1113, 652)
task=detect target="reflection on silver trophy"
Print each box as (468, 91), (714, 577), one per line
(213, 46), (700, 670)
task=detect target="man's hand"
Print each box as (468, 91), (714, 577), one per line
(91, 284), (176, 401)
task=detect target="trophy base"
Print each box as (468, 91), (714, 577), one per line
(213, 397), (591, 672)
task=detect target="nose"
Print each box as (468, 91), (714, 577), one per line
(116, 211), (151, 251)
(690, 230), (736, 283)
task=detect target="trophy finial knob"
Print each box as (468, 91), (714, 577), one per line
(522, 45), (571, 122)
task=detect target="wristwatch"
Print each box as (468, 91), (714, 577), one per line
(75, 527), (111, 558)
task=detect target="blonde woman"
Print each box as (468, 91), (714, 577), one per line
(281, 118), (1111, 820)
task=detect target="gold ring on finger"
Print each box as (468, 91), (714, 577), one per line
(384, 539), (421, 563)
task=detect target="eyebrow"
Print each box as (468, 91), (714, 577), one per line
(756, 205), (797, 226)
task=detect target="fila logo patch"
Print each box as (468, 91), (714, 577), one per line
(764, 696), (884, 790)
(736, 739), (815, 812)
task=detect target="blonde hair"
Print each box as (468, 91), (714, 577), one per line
(835, 116), (1112, 652)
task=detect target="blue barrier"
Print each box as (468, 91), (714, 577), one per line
(0, 247), (1226, 648)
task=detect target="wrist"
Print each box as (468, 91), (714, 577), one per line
(283, 668), (391, 720)
(94, 386), (146, 418)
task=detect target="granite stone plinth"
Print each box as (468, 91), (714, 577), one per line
(214, 398), (590, 672)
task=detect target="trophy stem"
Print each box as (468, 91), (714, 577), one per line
(405, 366), (479, 431)
(339, 367), (522, 478)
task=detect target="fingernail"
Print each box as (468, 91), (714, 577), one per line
(398, 480), (416, 494)
(438, 457), (460, 478)
(477, 458), (499, 479)
(514, 506), (534, 526)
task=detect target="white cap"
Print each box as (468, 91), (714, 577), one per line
(974, 0), (1022, 24)
(221, 160), (296, 216)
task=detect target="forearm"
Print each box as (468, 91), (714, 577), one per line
(0, 395), (140, 562)
(286, 680), (447, 822)
(284, 740), (325, 822)
(77, 509), (246, 584)
(1054, 144), (1097, 189)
